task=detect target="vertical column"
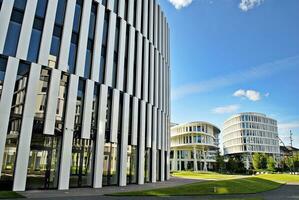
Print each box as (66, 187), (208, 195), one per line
(58, 0), (76, 71)
(119, 93), (130, 186)
(131, 97), (138, 145)
(142, 0), (148, 37)
(118, 0), (125, 18)
(110, 89), (120, 143)
(138, 100), (146, 184)
(135, 0), (142, 31)
(81, 80), (94, 139)
(58, 75), (79, 190)
(146, 103), (152, 148)
(116, 19), (126, 91)
(151, 106), (157, 182)
(104, 12), (116, 87)
(38, 0), (58, 65)
(160, 113), (165, 181)
(173, 150), (177, 171)
(127, 0), (134, 25)
(126, 26), (135, 95)
(0, 57), (19, 176)
(43, 69), (61, 135)
(16, 0), (38, 60)
(148, 0), (154, 43)
(135, 33), (143, 99)
(13, 63), (42, 191)
(154, 49), (159, 106)
(149, 45), (154, 104)
(0, 0), (14, 53)
(142, 39), (149, 101)
(75, 0), (92, 77)
(91, 4), (105, 82)
(193, 147), (197, 171)
(93, 84), (108, 188)
(157, 110), (162, 150)
(203, 149), (207, 171)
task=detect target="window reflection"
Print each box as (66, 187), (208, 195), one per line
(0, 61), (30, 190)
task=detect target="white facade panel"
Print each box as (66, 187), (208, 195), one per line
(81, 79), (94, 139)
(38, 0), (58, 66)
(116, 19), (126, 91)
(43, 69), (61, 135)
(13, 63), (41, 191)
(142, 39), (149, 101)
(119, 93), (130, 186)
(0, 0), (14, 53)
(16, 0), (38, 60)
(58, 0), (76, 71)
(135, 33), (143, 98)
(131, 96), (138, 145)
(110, 89), (120, 143)
(91, 4), (105, 82)
(58, 75), (79, 190)
(138, 100), (146, 184)
(151, 106), (157, 182)
(0, 57), (19, 177)
(104, 12), (117, 87)
(75, 0), (92, 77)
(126, 26), (135, 95)
(146, 103), (152, 148)
(93, 84), (108, 188)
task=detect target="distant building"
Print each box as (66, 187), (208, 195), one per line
(280, 146), (299, 157)
(170, 121), (220, 171)
(223, 112), (280, 169)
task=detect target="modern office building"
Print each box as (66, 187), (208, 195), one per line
(223, 112), (280, 169)
(0, 0), (170, 191)
(170, 122), (220, 171)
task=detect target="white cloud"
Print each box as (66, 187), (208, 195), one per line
(169, 0), (193, 9)
(233, 89), (261, 101)
(172, 55), (299, 100)
(239, 0), (264, 12)
(265, 92), (270, 97)
(279, 121), (299, 131)
(212, 104), (240, 114)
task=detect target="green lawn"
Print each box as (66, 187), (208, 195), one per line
(0, 191), (24, 199)
(172, 171), (245, 180)
(111, 177), (282, 196)
(257, 174), (299, 184)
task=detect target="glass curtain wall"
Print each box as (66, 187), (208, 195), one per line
(0, 61), (30, 190)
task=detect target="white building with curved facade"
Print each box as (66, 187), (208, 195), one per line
(0, 0), (170, 191)
(223, 112), (280, 168)
(170, 122), (220, 171)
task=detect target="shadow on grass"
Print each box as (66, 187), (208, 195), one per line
(108, 177), (283, 196)
(0, 191), (24, 199)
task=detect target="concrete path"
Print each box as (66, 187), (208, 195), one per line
(18, 177), (201, 199)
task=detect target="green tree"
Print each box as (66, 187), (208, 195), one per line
(215, 153), (226, 173)
(267, 156), (276, 172)
(285, 156), (294, 172)
(252, 153), (261, 170)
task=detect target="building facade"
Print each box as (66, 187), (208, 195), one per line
(223, 112), (280, 169)
(0, 0), (170, 191)
(170, 122), (220, 171)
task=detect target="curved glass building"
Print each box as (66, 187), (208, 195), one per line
(223, 112), (280, 169)
(170, 122), (220, 171)
(0, 0), (170, 191)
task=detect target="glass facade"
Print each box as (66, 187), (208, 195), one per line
(0, 0), (170, 191)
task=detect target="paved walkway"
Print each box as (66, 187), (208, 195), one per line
(18, 177), (201, 199)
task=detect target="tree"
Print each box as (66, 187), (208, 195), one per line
(284, 156), (294, 172)
(267, 156), (276, 172)
(252, 153), (261, 170)
(215, 153), (226, 173)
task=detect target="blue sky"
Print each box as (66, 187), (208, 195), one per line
(158, 0), (299, 147)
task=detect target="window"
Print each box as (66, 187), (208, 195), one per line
(0, 56), (8, 101)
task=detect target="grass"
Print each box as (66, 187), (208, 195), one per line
(172, 171), (244, 180)
(257, 173), (299, 184)
(111, 177), (282, 196)
(0, 191), (24, 199)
